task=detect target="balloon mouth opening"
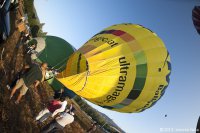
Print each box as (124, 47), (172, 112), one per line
(63, 52), (89, 77)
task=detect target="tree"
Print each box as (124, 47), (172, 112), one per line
(31, 25), (39, 37)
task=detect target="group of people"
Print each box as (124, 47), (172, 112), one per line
(36, 98), (75, 133)
(16, 31), (38, 55)
(7, 60), (76, 132)
(6, 32), (77, 132)
(5, 30), (100, 132)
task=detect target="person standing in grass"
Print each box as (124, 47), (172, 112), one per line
(9, 62), (48, 104)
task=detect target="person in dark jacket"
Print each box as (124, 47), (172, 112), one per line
(6, 66), (30, 90)
(9, 63), (48, 104)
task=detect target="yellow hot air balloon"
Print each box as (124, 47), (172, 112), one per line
(57, 24), (171, 113)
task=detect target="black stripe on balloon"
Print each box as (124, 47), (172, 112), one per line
(77, 54), (82, 73)
(86, 60), (89, 71)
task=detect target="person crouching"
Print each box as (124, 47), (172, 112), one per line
(35, 97), (68, 123)
(41, 104), (75, 133)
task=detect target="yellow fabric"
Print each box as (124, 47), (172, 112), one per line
(56, 24), (171, 113)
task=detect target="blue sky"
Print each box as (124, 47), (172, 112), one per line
(35, 0), (200, 132)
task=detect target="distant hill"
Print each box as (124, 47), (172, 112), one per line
(97, 111), (125, 133)
(74, 97), (125, 133)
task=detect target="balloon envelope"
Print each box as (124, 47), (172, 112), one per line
(33, 36), (76, 96)
(197, 116), (200, 133)
(57, 24), (171, 113)
(33, 36), (76, 70)
(192, 6), (200, 35)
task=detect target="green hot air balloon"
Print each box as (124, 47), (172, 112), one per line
(31, 36), (76, 96)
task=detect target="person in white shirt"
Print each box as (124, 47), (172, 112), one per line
(36, 97), (68, 123)
(41, 104), (75, 133)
